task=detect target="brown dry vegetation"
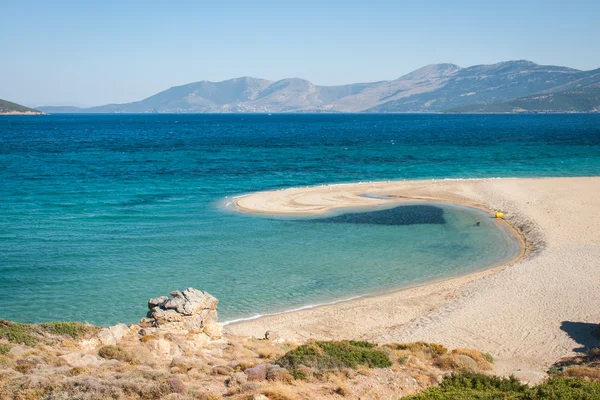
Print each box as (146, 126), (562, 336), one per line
(0, 317), (502, 400)
(550, 345), (600, 382)
(7, 317), (595, 399)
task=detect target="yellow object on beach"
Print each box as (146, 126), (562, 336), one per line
(495, 212), (504, 218)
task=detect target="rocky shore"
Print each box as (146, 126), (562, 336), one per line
(0, 288), (505, 399)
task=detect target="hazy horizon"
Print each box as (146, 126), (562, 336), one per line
(2, 0), (600, 107)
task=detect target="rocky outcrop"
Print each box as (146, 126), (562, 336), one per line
(97, 323), (128, 346)
(140, 288), (222, 338)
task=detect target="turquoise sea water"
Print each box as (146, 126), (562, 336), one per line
(1, 114), (599, 325)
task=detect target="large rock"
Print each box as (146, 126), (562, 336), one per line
(148, 296), (169, 309)
(456, 355), (479, 372)
(140, 288), (222, 339)
(98, 323), (128, 346)
(245, 363), (267, 381)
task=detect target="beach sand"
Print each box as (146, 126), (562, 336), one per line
(225, 177), (600, 382)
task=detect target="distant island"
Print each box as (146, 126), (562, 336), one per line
(37, 60), (600, 114)
(0, 99), (43, 115)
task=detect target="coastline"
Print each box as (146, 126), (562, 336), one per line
(226, 176), (600, 382)
(0, 111), (44, 115)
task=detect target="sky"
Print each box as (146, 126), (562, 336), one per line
(2, 0), (600, 107)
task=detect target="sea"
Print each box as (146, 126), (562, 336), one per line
(1, 113), (599, 325)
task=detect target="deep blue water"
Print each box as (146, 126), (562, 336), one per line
(1, 114), (598, 325)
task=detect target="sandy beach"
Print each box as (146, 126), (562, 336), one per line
(226, 177), (600, 382)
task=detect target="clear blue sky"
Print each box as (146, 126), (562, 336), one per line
(2, 0), (599, 107)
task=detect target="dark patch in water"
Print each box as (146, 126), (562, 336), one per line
(308, 205), (446, 226)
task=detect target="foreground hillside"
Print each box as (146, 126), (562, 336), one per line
(37, 61), (600, 114)
(1, 288), (599, 399)
(0, 99), (43, 115)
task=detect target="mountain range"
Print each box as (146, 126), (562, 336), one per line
(34, 60), (600, 114)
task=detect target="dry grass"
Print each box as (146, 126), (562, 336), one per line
(260, 382), (300, 400)
(433, 354), (460, 370)
(197, 394), (223, 400)
(98, 345), (133, 362)
(67, 366), (90, 376)
(407, 368), (439, 388)
(356, 366), (373, 376)
(245, 339), (287, 360)
(224, 344), (256, 361)
(384, 342), (492, 374)
(0, 355), (11, 366)
(450, 348), (493, 370)
(560, 366), (600, 381)
(389, 342), (448, 356)
(140, 334), (158, 343)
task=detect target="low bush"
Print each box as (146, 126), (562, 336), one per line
(483, 352), (495, 363)
(276, 340), (391, 378)
(0, 319), (98, 346)
(0, 343), (11, 355)
(403, 373), (600, 399)
(98, 345), (133, 362)
(0, 320), (38, 346)
(527, 377), (600, 399)
(403, 372), (529, 399)
(40, 321), (97, 338)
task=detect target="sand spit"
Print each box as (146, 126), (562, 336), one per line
(227, 177), (600, 382)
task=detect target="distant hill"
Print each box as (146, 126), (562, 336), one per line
(447, 74), (600, 113)
(37, 61), (600, 114)
(0, 99), (43, 115)
(35, 106), (84, 113)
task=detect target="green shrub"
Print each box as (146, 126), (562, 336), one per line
(402, 373), (600, 399)
(276, 340), (391, 378)
(98, 345), (133, 362)
(0, 320), (38, 346)
(483, 352), (494, 363)
(0, 343), (11, 355)
(0, 319), (98, 347)
(40, 321), (97, 338)
(404, 372), (528, 399)
(528, 377), (600, 399)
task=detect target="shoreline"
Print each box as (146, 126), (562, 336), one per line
(226, 178), (531, 326)
(226, 177), (600, 382)
(0, 111), (45, 115)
